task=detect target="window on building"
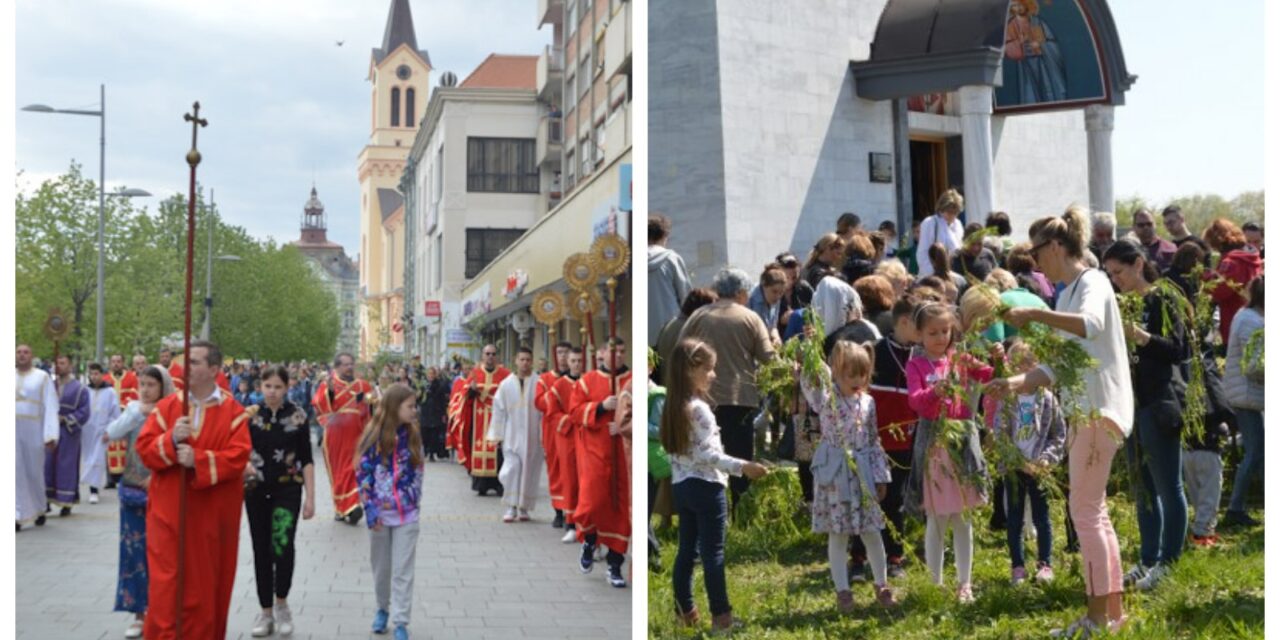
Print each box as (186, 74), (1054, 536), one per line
(580, 140), (592, 178)
(466, 137), (539, 193)
(595, 126), (606, 167)
(465, 228), (526, 278)
(578, 58), (590, 99)
(405, 88), (416, 127)
(565, 148), (576, 192)
(433, 234), (443, 290)
(391, 87), (401, 127)
(566, 0), (577, 35)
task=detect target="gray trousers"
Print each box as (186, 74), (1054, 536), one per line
(1183, 450), (1222, 536)
(370, 520), (420, 627)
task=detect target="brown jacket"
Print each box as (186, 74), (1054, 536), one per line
(678, 300), (776, 407)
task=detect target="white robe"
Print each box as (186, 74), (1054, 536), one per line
(80, 385), (119, 488)
(487, 374), (545, 511)
(16, 369), (59, 522)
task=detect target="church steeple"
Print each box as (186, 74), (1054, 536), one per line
(299, 185), (329, 245)
(372, 0), (432, 67)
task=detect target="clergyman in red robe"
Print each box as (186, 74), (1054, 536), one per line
(136, 340), (252, 639)
(457, 345), (510, 495)
(534, 341), (573, 528)
(312, 352), (373, 523)
(570, 339), (631, 587)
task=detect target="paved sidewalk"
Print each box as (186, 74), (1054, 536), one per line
(16, 443), (631, 639)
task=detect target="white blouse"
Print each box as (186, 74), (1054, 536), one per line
(1037, 268), (1134, 437)
(669, 398), (746, 487)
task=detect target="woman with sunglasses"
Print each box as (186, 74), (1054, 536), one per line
(987, 205), (1133, 638)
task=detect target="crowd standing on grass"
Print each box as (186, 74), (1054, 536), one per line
(648, 200), (1264, 637)
(17, 335), (632, 639)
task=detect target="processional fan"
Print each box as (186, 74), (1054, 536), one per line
(590, 233), (629, 383)
(531, 289), (566, 366)
(43, 308), (72, 363)
(562, 252), (599, 366)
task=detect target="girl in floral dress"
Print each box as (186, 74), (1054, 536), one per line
(799, 340), (897, 611)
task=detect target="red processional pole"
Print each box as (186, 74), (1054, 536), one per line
(176, 101), (207, 638)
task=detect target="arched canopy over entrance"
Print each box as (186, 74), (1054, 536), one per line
(852, 0), (1136, 112)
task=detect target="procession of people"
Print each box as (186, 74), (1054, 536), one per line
(648, 204), (1264, 636)
(15, 332), (633, 639)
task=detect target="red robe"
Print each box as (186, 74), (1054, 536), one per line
(312, 374), (374, 516)
(547, 373), (581, 523)
(445, 377), (469, 464)
(570, 369), (632, 554)
(104, 371), (139, 475)
(457, 366), (511, 484)
(135, 391), (252, 640)
(534, 370), (565, 512)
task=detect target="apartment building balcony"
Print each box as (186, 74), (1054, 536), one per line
(537, 0), (562, 28)
(537, 45), (564, 102)
(603, 0), (631, 80)
(537, 114), (563, 169)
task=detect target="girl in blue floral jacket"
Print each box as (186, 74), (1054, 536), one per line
(355, 384), (425, 639)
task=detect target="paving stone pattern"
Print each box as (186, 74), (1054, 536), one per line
(16, 441), (631, 639)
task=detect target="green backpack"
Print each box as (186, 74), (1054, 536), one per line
(648, 385), (672, 480)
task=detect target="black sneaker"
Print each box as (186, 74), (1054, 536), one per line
(552, 511), (565, 529)
(34, 515), (45, 527)
(59, 506), (71, 517)
(579, 543), (595, 574)
(849, 561), (867, 583)
(1223, 510), (1260, 528)
(607, 564), (627, 588)
(344, 506), (364, 525)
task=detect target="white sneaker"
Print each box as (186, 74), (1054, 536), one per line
(251, 612), (274, 637)
(274, 602), (293, 636)
(1135, 563), (1169, 591)
(561, 528), (578, 543)
(1122, 563), (1150, 588)
(88, 492), (99, 504)
(124, 620), (144, 639)
(517, 508), (530, 522)
(502, 507), (517, 523)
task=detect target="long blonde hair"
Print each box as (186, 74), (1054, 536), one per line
(660, 339), (716, 456)
(355, 383), (423, 468)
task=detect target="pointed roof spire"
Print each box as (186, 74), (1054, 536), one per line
(372, 0), (432, 67)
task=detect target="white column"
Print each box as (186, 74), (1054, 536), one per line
(958, 85), (996, 222)
(1085, 104), (1116, 214)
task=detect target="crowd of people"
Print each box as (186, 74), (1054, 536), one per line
(647, 196), (1264, 637)
(15, 334), (633, 639)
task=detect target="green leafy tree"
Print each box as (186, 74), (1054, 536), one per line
(17, 167), (341, 365)
(15, 163), (140, 362)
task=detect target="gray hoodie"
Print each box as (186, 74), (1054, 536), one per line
(648, 245), (692, 345)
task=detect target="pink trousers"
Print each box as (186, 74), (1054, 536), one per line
(1068, 420), (1123, 597)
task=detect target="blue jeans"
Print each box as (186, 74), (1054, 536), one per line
(1004, 470), (1053, 569)
(672, 478), (731, 617)
(1229, 409), (1264, 512)
(1126, 405), (1188, 566)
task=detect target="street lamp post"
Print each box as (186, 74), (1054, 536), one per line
(201, 190), (241, 340)
(22, 84), (150, 363)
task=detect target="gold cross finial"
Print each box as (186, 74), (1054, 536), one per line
(183, 101), (208, 167)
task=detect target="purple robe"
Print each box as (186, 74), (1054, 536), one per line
(46, 378), (89, 506)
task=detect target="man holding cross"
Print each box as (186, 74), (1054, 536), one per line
(135, 340), (251, 639)
(312, 352), (374, 523)
(457, 345), (511, 496)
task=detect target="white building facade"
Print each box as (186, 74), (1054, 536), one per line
(651, 0), (1133, 284)
(405, 78), (545, 365)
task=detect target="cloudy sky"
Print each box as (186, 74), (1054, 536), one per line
(15, 0), (551, 255)
(14, 0), (1266, 260)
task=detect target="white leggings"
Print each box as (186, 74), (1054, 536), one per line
(828, 532), (887, 591)
(925, 513), (973, 586)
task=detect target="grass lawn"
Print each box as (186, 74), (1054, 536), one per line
(647, 468), (1263, 639)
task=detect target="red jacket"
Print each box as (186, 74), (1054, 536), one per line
(1207, 249), (1263, 344)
